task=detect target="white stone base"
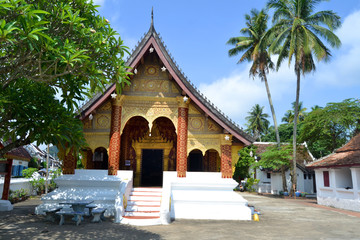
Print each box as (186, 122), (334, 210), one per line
(35, 169), (133, 223)
(318, 196), (360, 212)
(0, 200), (13, 211)
(162, 172), (251, 221)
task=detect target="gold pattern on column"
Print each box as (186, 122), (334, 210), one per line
(134, 148), (142, 186)
(176, 96), (190, 177)
(220, 134), (233, 178)
(62, 147), (76, 175)
(108, 95), (124, 175)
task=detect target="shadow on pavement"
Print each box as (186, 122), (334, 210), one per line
(0, 199), (161, 240)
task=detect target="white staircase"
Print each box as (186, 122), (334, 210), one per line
(121, 187), (163, 226)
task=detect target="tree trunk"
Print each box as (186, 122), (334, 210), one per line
(263, 74), (281, 147)
(291, 68), (301, 196)
(281, 166), (287, 192)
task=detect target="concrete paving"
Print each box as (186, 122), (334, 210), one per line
(1, 192), (360, 240)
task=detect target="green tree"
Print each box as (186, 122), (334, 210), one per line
(0, 0), (130, 157)
(267, 0), (341, 194)
(245, 104), (270, 141)
(263, 123), (295, 142)
(299, 98), (360, 158)
(256, 144), (292, 191)
(227, 9), (281, 146)
(233, 146), (257, 183)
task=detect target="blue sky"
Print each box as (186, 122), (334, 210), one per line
(94, 0), (360, 127)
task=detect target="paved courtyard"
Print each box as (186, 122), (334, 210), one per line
(1, 192), (360, 240)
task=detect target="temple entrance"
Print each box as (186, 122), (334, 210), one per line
(93, 147), (108, 170)
(188, 149), (203, 172)
(141, 149), (163, 186)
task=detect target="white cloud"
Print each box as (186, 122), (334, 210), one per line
(93, 0), (105, 6)
(199, 59), (297, 126)
(314, 10), (360, 87)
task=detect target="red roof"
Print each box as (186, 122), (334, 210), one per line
(307, 133), (360, 168)
(0, 142), (32, 161)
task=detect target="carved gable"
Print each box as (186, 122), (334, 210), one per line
(123, 53), (179, 97)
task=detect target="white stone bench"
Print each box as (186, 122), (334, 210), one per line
(91, 208), (106, 223)
(56, 211), (85, 226)
(85, 204), (98, 216)
(43, 207), (62, 222)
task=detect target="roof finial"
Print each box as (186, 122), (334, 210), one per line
(151, 7), (154, 28)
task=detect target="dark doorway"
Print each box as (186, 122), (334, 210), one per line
(93, 147), (108, 170)
(141, 149), (163, 186)
(188, 150), (203, 172)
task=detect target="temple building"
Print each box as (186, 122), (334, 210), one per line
(39, 12), (254, 225)
(60, 15), (254, 187)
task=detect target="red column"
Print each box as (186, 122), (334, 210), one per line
(176, 96), (190, 178)
(2, 159), (13, 200)
(108, 96), (123, 175)
(220, 135), (233, 178)
(63, 148), (76, 174)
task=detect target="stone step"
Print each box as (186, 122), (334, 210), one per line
(121, 215), (162, 226)
(128, 195), (162, 201)
(127, 200), (160, 206)
(122, 187), (163, 226)
(124, 211), (160, 217)
(132, 187), (162, 192)
(126, 205), (161, 212)
(131, 191), (162, 196)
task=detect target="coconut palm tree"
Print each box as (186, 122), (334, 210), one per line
(245, 104), (270, 141)
(267, 0), (341, 195)
(282, 101), (307, 123)
(227, 9), (281, 146)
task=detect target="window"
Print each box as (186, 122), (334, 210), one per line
(308, 174), (312, 179)
(267, 172), (271, 179)
(323, 171), (330, 187)
(304, 173), (307, 180)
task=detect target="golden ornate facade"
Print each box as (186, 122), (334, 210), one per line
(71, 22), (253, 186)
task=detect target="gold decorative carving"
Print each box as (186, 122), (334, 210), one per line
(177, 96), (191, 109)
(187, 134), (221, 155)
(84, 132), (110, 152)
(171, 83), (180, 93)
(83, 118), (92, 129)
(99, 100), (111, 112)
(145, 65), (159, 76)
(95, 114), (111, 129)
(121, 96), (178, 134)
(133, 79), (170, 93)
(189, 103), (201, 114)
(207, 119), (222, 133)
(220, 134), (232, 145)
(189, 117), (204, 132)
(112, 95), (125, 106)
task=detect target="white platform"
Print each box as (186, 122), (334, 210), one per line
(161, 172), (252, 222)
(35, 169), (133, 222)
(0, 200), (13, 211)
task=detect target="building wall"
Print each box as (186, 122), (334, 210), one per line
(315, 167), (360, 212)
(256, 167), (315, 194)
(11, 159), (29, 177)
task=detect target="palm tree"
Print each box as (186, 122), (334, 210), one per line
(282, 110), (294, 123)
(282, 101), (307, 123)
(227, 9), (281, 146)
(245, 104), (270, 141)
(267, 0), (341, 195)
